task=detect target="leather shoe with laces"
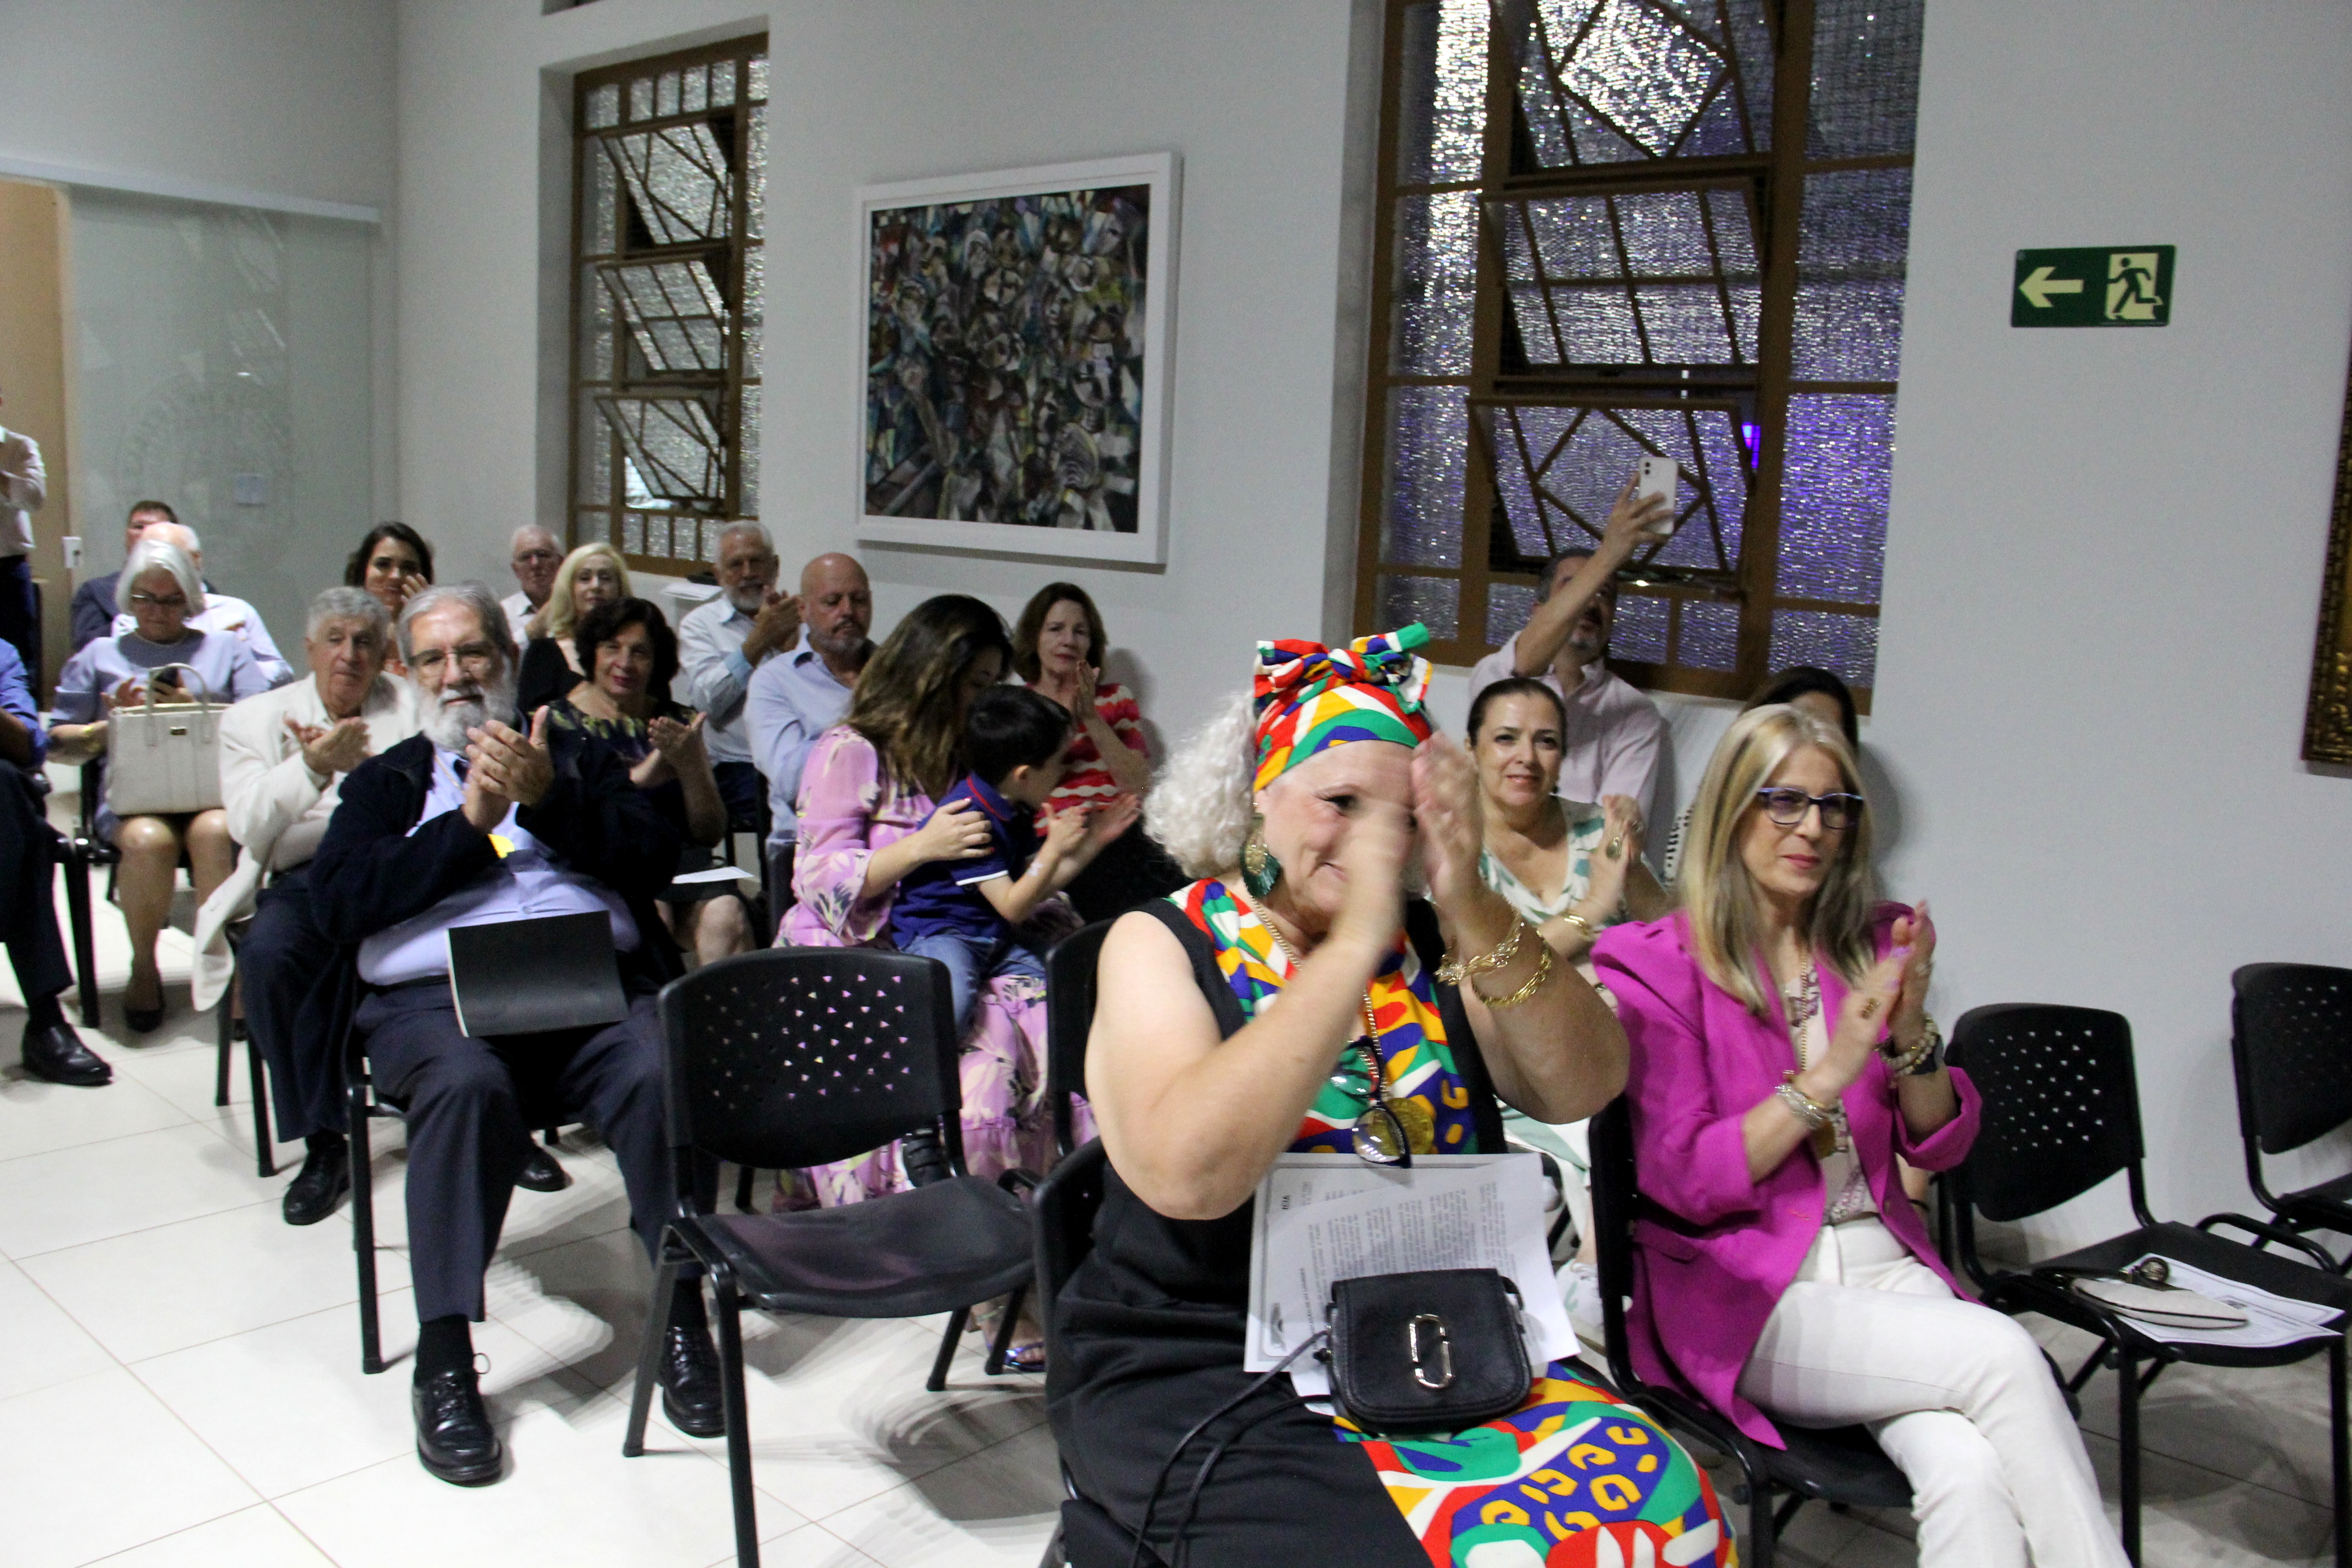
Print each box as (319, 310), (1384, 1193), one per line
(515, 1141), (569, 1193)
(20, 1018), (108, 1086)
(413, 1364), (503, 1485)
(281, 1140), (351, 1226)
(660, 1322), (726, 1438)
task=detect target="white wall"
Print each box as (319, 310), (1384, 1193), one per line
(1872, 0), (2352, 1248)
(395, 0), (1376, 741)
(0, 0), (395, 211)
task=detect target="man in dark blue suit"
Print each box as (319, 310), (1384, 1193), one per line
(306, 582), (720, 1486)
(68, 499), (177, 653)
(0, 639), (103, 1084)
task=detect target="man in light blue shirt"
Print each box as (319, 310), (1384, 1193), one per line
(677, 522), (801, 825)
(745, 552), (872, 908)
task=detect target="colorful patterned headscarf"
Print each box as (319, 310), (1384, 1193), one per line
(1252, 624), (1435, 789)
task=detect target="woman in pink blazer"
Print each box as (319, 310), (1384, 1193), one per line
(1593, 704), (2125, 1568)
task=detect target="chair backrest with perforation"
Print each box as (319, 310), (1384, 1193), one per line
(1948, 1003), (2143, 1224)
(1046, 920), (1113, 1157)
(2232, 963), (2352, 1157)
(657, 947), (963, 1175)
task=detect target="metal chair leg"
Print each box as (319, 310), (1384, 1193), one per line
(2333, 1337), (2349, 1568)
(246, 1023), (274, 1178)
(2118, 1344), (2142, 1566)
(984, 1283), (1027, 1377)
(715, 1277), (760, 1568)
(623, 1249), (683, 1457)
(62, 855), (97, 1029)
(734, 1164), (757, 1213)
(352, 1076), (384, 1375)
(1746, 1470), (1778, 1568)
(215, 1000), (233, 1106)
(927, 1306), (970, 1393)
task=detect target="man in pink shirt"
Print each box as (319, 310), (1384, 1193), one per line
(1466, 480), (1670, 828)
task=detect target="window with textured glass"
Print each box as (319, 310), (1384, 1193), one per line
(571, 38), (767, 573)
(1357, 0), (1920, 705)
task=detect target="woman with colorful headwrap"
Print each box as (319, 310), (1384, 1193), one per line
(1049, 626), (1732, 1567)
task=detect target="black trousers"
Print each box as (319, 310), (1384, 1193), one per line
(712, 760), (763, 827)
(356, 985), (691, 1323)
(243, 868), (342, 1141)
(0, 554), (38, 696)
(0, 767), (70, 1007)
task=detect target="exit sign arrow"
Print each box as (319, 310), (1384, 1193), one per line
(2012, 245), (2174, 327)
(2016, 265), (2083, 309)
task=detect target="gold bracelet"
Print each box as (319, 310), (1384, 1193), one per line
(1473, 935), (1555, 1010)
(1559, 911), (1599, 943)
(1777, 1072), (1837, 1127)
(1436, 918), (1529, 986)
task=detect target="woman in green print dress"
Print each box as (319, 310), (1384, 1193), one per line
(1049, 626), (1731, 1568)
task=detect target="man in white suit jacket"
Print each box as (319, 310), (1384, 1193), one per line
(195, 587), (419, 1222)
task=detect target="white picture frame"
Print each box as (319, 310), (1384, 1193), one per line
(855, 152), (1178, 564)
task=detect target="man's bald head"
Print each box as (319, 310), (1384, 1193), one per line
(799, 553), (872, 665)
(143, 521), (202, 568)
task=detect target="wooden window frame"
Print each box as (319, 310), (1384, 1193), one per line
(1354, 0), (1904, 710)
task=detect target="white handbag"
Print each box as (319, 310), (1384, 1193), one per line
(105, 663), (225, 817)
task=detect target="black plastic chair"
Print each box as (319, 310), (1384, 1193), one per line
(1586, 1098), (1909, 1567)
(212, 920), (272, 1177)
(621, 947), (1039, 1568)
(1044, 920), (1113, 1161)
(1947, 1002), (2352, 1566)
(2225, 964), (2352, 1270)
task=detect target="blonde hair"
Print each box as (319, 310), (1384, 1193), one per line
(532, 542), (632, 642)
(1679, 704), (1879, 1016)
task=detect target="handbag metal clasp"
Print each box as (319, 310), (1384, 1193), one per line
(1406, 1313), (1453, 1390)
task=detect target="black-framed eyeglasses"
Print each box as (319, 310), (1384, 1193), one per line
(128, 592), (188, 610)
(1754, 786), (1865, 830)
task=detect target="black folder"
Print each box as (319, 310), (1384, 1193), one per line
(446, 911), (628, 1038)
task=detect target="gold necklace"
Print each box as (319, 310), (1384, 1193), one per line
(1243, 892), (1433, 1163)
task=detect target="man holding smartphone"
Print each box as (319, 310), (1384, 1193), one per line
(1466, 470), (1672, 839)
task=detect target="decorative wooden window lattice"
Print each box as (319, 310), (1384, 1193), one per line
(1357, 0), (1921, 705)
(571, 37), (766, 573)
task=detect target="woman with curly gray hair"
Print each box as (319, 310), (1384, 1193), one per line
(1049, 625), (1730, 1567)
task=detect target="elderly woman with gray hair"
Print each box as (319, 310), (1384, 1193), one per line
(191, 588), (428, 1223)
(51, 537), (274, 1031)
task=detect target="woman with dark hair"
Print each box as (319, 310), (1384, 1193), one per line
(1013, 580), (1183, 918)
(1749, 665), (1860, 750)
(343, 522), (434, 617)
(1599, 706), (2121, 1567)
(784, 594), (1058, 1202)
(544, 597), (752, 968)
(1470, 675), (1667, 970)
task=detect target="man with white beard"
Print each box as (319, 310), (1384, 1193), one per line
(677, 521), (800, 824)
(305, 582), (722, 1486)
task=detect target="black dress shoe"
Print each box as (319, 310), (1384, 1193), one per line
(20, 1019), (109, 1086)
(515, 1141), (569, 1193)
(123, 1002), (163, 1034)
(659, 1322), (727, 1438)
(413, 1365), (503, 1485)
(281, 1140), (351, 1226)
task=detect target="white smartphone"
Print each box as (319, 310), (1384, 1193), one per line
(1634, 456), (1680, 537)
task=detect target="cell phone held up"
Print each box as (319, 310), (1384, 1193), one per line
(1634, 455), (1680, 537)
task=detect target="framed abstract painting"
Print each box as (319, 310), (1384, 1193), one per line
(855, 152), (1177, 564)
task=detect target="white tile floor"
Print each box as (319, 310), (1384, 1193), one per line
(0, 803), (2340, 1564)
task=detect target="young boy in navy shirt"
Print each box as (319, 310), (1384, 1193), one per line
(892, 687), (1140, 1034)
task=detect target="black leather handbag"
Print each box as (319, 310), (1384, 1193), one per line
(1324, 1268), (1532, 1435)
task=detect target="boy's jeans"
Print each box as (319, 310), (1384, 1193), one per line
(898, 930), (1047, 1037)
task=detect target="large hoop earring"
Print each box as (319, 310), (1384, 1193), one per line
(1241, 811), (1282, 901)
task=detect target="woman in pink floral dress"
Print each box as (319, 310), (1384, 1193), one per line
(783, 594), (1068, 1205)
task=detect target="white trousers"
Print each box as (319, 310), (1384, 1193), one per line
(1735, 1218), (2128, 1568)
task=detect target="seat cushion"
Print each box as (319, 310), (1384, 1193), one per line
(2027, 1220), (2352, 1365)
(690, 1174), (1034, 1318)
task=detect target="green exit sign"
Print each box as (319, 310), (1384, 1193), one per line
(2012, 245), (2175, 327)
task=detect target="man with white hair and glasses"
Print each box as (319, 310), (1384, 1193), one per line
(303, 582), (720, 1486)
(500, 524), (562, 647)
(678, 521), (800, 824)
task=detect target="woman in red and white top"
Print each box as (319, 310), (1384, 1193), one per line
(1014, 582), (1183, 919)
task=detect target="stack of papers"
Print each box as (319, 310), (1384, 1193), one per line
(2101, 1254), (2342, 1350)
(1244, 1153), (1573, 1397)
